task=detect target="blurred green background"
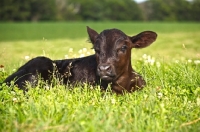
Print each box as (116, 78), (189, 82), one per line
(0, 0), (200, 22)
(0, 0), (200, 69)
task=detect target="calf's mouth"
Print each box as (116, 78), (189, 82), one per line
(100, 74), (115, 81)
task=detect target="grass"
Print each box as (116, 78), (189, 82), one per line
(0, 22), (200, 131)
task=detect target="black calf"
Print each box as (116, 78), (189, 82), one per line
(3, 26), (157, 94)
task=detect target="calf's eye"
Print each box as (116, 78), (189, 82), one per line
(120, 45), (127, 52)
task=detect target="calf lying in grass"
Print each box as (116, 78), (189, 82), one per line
(4, 27), (157, 94)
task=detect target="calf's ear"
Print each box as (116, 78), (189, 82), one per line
(130, 31), (157, 48)
(87, 26), (99, 44)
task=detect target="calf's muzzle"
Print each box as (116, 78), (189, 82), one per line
(97, 63), (115, 81)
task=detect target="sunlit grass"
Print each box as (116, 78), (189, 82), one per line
(0, 55), (200, 131)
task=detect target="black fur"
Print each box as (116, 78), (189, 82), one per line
(3, 57), (54, 91)
(3, 55), (108, 91)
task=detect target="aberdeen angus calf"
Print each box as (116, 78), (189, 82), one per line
(3, 27), (157, 94)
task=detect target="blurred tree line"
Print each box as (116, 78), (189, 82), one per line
(0, 0), (199, 21)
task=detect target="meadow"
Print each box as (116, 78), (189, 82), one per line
(0, 22), (200, 132)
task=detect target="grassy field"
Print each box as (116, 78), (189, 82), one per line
(0, 22), (200, 131)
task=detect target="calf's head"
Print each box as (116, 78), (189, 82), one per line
(87, 26), (157, 83)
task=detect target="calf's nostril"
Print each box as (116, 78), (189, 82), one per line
(99, 65), (111, 71)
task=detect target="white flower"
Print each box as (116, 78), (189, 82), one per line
(78, 49), (83, 54)
(64, 55), (69, 59)
(80, 54), (85, 57)
(87, 52), (91, 55)
(12, 98), (17, 102)
(194, 60), (200, 65)
(91, 50), (95, 54)
(146, 55), (155, 65)
(111, 98), (116, 104)
(157, 92), (163, 99)
(187, 59), (192, 63)
(156, 62), (161, 67)
(24, 56), (30, 60)
(147, 55), (151, 59)
(69, 48), (73, 53)
(142, 54), (147, 59)
(149, 59), (155, 65)
(45, 86), (50, 90)
(83, 48), (87, 52)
